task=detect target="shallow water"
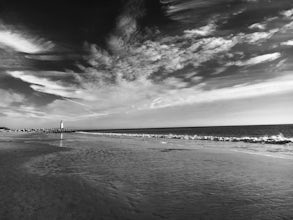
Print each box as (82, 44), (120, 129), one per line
(19, 133), (293, 219)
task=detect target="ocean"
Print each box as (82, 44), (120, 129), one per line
(78, 124), (293, 144)
(81, 124), (293, 137)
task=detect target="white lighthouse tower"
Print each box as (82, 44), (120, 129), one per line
(60, 120), (64, 130)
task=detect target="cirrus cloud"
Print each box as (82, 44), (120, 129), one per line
(231, 52), (281, 66)
(0, 24), (54, 54)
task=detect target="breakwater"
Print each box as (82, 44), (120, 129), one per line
(7, 128), (75, 133)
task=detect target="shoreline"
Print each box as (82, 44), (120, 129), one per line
(2, 129), (292, 145)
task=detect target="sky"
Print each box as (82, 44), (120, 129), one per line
(1, 0), (293, 129)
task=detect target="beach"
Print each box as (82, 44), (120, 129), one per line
(1, 133), (293, 219)
(0, 134), (127, 220)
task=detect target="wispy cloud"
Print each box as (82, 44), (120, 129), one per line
(281, 40), (293, 46)
(6, 71), (89, 100)
(0, 27), (54, 54)
(149, 75), (293, 109)
(0, 90), (47, 120)
(280, 8), (293, 18)
(231, 52), (281, 66)
(42, 99), (109, 121)
(184, 23), (216, 37)
(249, 23), (266, 30)
(0, 89), (24, 108)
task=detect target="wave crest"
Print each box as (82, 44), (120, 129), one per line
(76, 132), (292, 145)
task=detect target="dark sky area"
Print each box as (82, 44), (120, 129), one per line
(0, 0), (168, 46)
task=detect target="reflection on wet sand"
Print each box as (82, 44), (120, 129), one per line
(59, 133), (63, 147)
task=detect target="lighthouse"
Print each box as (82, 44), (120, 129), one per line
(60, 120), (64, 130)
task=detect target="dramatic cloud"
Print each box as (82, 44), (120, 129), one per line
(81, 23), (279, 91)
(1, 0), (293, 127)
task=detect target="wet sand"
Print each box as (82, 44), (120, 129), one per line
(0, 136), (134, 220)
(1, 133), (293, 219)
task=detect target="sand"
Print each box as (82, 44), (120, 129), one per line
(1, 133), (293, 220)
(0, 136), (131, 220)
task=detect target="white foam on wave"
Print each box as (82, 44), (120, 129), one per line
(76, 132), (293, 145)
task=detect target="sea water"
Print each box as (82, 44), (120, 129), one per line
(78, 124), (293, 144)
(80, 124), (293, 137)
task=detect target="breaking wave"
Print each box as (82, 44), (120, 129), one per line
(76, 132), (293, 145)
